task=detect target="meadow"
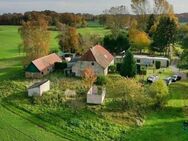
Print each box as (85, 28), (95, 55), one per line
(0, 25), (188, 141)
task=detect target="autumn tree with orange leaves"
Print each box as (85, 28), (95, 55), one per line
(83, 68), (97, 88)
(56, 22), (80, 53)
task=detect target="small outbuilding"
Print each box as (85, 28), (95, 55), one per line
(87, 86), (106, 105)
(25, 53), (62, 78)
(28, 80), (50, 97)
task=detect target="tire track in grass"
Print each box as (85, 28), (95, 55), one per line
(1, 103), (87, 141)
(0, 118), (36, 141)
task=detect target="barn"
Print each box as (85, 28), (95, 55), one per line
(72, 45), (114, 77)
(28, 80), (50, 97)
(25, 53), (62, 78)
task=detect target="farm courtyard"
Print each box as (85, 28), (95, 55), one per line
(0, 26), (188, 141)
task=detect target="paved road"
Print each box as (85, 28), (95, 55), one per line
(170, 58), (187, 80)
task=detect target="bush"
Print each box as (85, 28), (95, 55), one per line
(116, 63), (122, 72)
(55, 62), (67, 70)
(140, 70), (147, 75)
(50, 48), (59, 54)
(95, 76), (107, 86)
(155, 61), (161, 69)
(108, 65), (117, 73)
(108, 78), (146, 110)
(148, 80), (169, 108)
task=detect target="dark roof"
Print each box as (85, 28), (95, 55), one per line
(80, 45), (114, 68)
(32, 53), (62, 72)
(28, 80), (49, 89)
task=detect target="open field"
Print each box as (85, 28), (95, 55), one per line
(0, 26), (188, 141)
(0, 26), (109, 80)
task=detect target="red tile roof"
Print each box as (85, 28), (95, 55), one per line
(32, 53), (62, 72)
(81, 45), (114, 68)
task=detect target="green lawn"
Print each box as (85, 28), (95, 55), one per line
(126, 80), (188, 141)
(78, 27), (110, 36)
(0, 105), (67, 141)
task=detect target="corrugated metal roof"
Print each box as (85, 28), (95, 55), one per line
(28, 80), (49, 89)
(32, 53), (62, 72)
(134, 55), (169, 60)
(81, 45), (114, 68)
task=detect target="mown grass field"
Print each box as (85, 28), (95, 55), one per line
(0, 25), (188, 141)
(0, 26), (109, 80)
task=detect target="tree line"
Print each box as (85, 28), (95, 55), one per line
(0, 10), (87, 27)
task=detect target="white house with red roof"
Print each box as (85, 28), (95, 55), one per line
(72, 45), (114, 77)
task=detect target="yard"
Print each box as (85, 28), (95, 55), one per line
(0, 25), (188, 141)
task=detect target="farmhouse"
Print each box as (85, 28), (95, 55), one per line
(25, 53), (62, 78)
(87, 86), (106, 104)
(72, 45), (114, 77)
(28, 80), (50, 97)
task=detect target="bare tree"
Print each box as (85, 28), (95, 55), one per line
(103, 5), (130, 32)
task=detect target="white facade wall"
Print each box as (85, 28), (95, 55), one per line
(134, 56), (169, 68)
(40, 81), (50, 95)
(28, 87), (40, 97)
(87, 86), (106, 104)
(28, 81), (50, 97)
(72, 61), (105, 77)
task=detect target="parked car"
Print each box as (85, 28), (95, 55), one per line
(164, 77), (172, 85)
(147, 76), (159, 83)
(171, 75), (182, 82)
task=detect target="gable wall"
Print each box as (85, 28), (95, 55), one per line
(72, 61), (105, 77)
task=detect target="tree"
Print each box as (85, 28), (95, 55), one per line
(151, 16), (177, 55)
(146, 14), (156, 37)
(79, 33), (101, 55)
(56, 22), (80, 53)
(131, 0), (177, 31)
(148, 80), (169, 108)
(83, 68), (97, 88)
(103, 5), (130, 31)
(103, 32), (130, 54)
(19, 14), (50, 66)
(129, 29), (151, 53)
(109, 78), (146, 110)
(120, 50), (137, 77)
(153, 0), (174, 15)
(131, 0), (150, 30)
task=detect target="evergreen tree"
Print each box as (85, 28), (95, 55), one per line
(120, 50), (137, 77)
(103, 32), (130, 54)
(151, 16), (177, 54)
(145, 14), (156, 37)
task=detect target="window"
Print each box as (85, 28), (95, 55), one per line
(91, 62), (94, 66)
(137, 59), (140, 63)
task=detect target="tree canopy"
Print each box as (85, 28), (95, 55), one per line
(19, 14), (50, 66)
(103, 32), (130, 54)
(120, 50), (137, 78)
(151, 16), (177, 53)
